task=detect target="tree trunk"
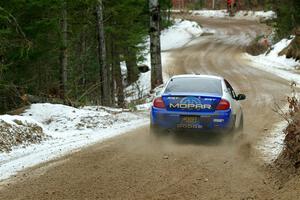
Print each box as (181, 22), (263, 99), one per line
(149, 0), (163, 90)
(167, 7), (171, 23)
(112, 45), (125, 108)
(124, 47), (139, 85)
(59, 1), (68, 99)
(114, 57), (125, 108)
(96, 0), (111, 106)
(108, 34), (116, 106)
(79, 30), (87, 88)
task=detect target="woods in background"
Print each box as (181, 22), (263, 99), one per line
(174, 0), (298, 11)
(0, 0), (299, 113)
(274, 0), (300, 39)
(0, 0), (172, 112)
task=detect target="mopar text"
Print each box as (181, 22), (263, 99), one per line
(169, 103), (212, 110)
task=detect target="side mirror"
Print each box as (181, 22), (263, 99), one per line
(236, 94), (246, 101)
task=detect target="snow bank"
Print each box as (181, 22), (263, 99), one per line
(161, 19), (203, 51)
(125, 19), (203, 104)
(0, 115), (45, 152)
(245, 38), (299, 162)
(24, 104), (124, 132)
(0, 104), (148, 181)
(192, 10), (276, 21)
(257, 121), (287, 163)
(244, 37), (300, 84)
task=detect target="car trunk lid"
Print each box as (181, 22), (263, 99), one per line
(162, 92), (221, 112)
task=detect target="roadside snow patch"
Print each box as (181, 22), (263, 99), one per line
(246, 38), (299, 162)
(192, 10), (276, 21)
(161, 19), (203, 51)
(244, 37), (300, 84)
(24, 104), (117, 132)
(257, 121), (286, 162)
(0, 103), (148, 181)
(192, 10), (228, 18)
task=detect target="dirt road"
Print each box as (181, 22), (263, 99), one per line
(0, 17), (297, 200)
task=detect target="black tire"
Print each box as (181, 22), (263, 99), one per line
(231, 115), (244, 142)
(235, 115), (244, 134)
(229, 114), (243, 134)
(223, 115), (242, 141)
(224, 115), (236, 134)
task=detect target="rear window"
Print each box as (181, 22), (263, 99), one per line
(164, 77), (222, 95)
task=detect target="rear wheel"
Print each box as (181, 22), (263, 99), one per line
(236, 115), (243, 133)
(223, 115), (243, 141)
(231, 115), (244, 141)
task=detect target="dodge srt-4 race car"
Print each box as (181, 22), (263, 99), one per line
(150, 74), (246, 133)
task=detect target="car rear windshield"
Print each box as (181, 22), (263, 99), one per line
(164, 77), (222, 95)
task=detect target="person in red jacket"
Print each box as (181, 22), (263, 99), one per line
(227, 0), (237, 16)
(227, 0), (232, 16)
(227, 0), (232, 10)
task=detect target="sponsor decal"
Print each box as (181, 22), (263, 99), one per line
(203, 98), (215, 101)
(181, 116), (198, 123)
(213, 119), (224, 123)
(177, 124), (203, 129)
(169, 97), (212, 110)
(170, 103), (211, 109)
(167, 97), (180, 100)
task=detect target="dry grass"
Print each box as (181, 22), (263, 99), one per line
(0, 119), (46, 152)
(246, 36), (269, 56)
(276, 82), (300, 169)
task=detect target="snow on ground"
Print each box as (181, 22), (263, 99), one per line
(0, 104), (148, 181)
(257, 120), (286, 163)
(244, 37), (300, 85)
(24, 104), (130, 132)
(191, 10), (276, 21)
(161, 19), (203, 51)
(125, 19), (203, 104)
(245, 37), (299, 162)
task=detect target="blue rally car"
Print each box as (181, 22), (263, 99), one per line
(150, 75), (246, 134)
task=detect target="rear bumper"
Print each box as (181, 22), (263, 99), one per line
(150, 107), (233, 130)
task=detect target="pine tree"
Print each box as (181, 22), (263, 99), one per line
(0, 0), (169, 112)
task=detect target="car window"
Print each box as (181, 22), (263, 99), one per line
(224, 80), (237, 99)
(164, 77), (222, 95)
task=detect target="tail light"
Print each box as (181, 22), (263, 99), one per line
(153, 97), (166, 109)
(216, 99), (230, 110)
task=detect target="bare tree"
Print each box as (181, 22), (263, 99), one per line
(149, 0), (163, 90)
(96, 0), (111, 106)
